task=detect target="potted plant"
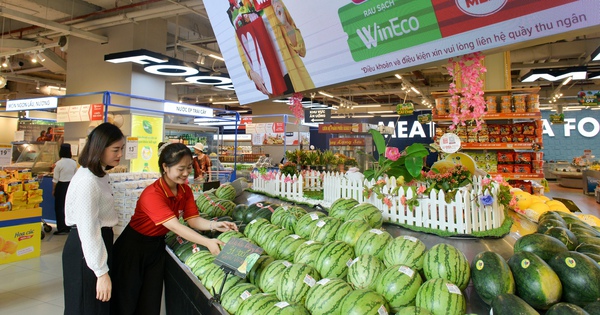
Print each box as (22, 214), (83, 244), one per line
(320, 149), (336, 171)
(302, 150), (319, 169)
(280, 161), (299, 177)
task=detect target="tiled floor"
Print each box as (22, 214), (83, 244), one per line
(0, 182), (598, 315)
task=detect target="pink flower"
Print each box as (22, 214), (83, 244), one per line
(417, 185), (426, 194)
(400, 195), (407, 206)
(250, 173), (258, 179)
(383, 196), (392, 208)
(481, 178), (491, 186)
(385, 147), (401, 161)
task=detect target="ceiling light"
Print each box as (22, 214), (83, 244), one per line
(410, 87), (421, 94)
(36, 81), (40, 90)
(592, 107), (600, 110)
(236, 110), (249, 113)
(539, 106), (553, 110)
(520, 67), (587, 82)
(209, 97), (213, 102)
(353, 115), (374, 118)
(36, 52), (45, 62)
(394, 74), (402, 79)
(212, 100), (239, 105)
(209, 54), (224, 61)
(380, 114), (399, 117)
(31, 54), (37, 63)
(0, 76), (6, 88)
(561, 77), (572, 86)
(332, 115), (345, 119)
(318, 91), (334, 98)
(564, 107), (582, 111)
(367, 110), (394, 114)
(353, 104), (381, 108)
(196, 54), (205, 65)
(1, 57), (8, 68)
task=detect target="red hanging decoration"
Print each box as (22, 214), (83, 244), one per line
(289, 92), (304, 124)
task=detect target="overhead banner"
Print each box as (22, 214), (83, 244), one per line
(204, 0), (598, 105)
(305, 108), (331, 123)
(56, 104), (105, 122)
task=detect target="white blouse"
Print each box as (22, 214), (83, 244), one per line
(65, 167), (117, 277)
(52, 158), (78, 183)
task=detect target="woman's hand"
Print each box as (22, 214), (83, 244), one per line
(96, 273), (112, 302)
(213, 221), (238, 233)
(205, 238), (225, 255)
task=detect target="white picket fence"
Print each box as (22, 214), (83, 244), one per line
(253, 170), (505, 235)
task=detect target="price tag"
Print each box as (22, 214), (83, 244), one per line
(446, 283), (462, 295)
(316, 220), (326, 228)
(0, 144), (12, 165)
(349, 257), (360, 266)
(125, 137), (138, 160)
(346, 258), (355, 267)
(403, 236), (418, 242)
(316, 278), (331, 286)
(370, 229), (384, 235)
(398, 266), (415, 278)
(378, 305), (388, 315)
(282, 261), (292, 268)
(275, 301), (290, 308)
(310, 213), (320, 220)
(249, 219), (257, 225)
(303, 274), (316, 287)
(290, 234), (300, 239)
(240, 290), (252, 300)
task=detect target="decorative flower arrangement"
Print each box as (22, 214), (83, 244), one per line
(446, 52), (487, 132)
(421, 163), (472, 203)
(251, 167), (277, 181)
(479, 175), (516, 209)
(289, 92), (304, 123)
(280, 161), (299, 177)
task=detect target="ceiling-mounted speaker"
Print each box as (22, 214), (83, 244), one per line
(58, 36), (68, 52)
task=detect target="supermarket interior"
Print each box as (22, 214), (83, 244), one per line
(1, 1), (600, 315)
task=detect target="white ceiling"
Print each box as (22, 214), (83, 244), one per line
(0, 0), (599, 113)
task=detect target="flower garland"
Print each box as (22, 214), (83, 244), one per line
(446, 52), (487, 132)
(289, 92), (304, 124)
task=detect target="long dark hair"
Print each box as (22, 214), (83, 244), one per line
(158, 143), (192, 174)
(79, 123), (124, 177)
(59, 143), (72, 159)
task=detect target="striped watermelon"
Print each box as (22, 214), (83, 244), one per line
(203, 266), (243, 294)
(185, 250), (213, 270)
(305, 278), (353, 315)
(293, 240), (323, 269)
(236, 293), (279, 315)
(215, 184), (236, 201)
(263, 228), (293, 257)
(192, 256), (217, 281)
(271, 206), (292, 226)
(205, 199), (236, 218)
(217, 230), (245, 244)
(195, 191), (217, 213)
(396, 306), (433, 315)
(221, 282), (261, 314)
(258, 260), (292, 293)
(375, 265), (423, 312)
(355, 229), (393, 261)
(423, 243), (471, 290)
(295, 211), (327, 239)
(315, 241), (355, 279)
(255, 223), (281, 247)
(339, 289), (389, 315)
(347, 254), (385, 290)
(335, 219), (371, 247)
(272, 205), (307, 233)
(415, 278), (466, 315)
(275, 234), (306, 261)
(309, 217), (342, 243)
(243, 218), (270, 241)
(383, 235), (427, 270)
(275, 263), (321, 305)
(346, 203), (383, 228)
(247, 255), (275, 286)
(267, 302), (310, 315)
(329, 198), (359, 219)
(470, 251), (515, 305)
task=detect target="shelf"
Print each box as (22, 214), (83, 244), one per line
(433, 112), (541, 121)
(431, 87), (541, 97)
(461, 143), (540, 150)
(489, 173), (545, 180)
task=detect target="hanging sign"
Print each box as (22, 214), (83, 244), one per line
(304, 108), (331, 123)
(329, 138), (366, 146)
(418, 114), (432, 124)
(163, 102), (213, 117)
(214, 237), (263, 278)
(125, 137), (139, 160)
(318, 124), (353, 134)
(397, 103), (415, 116)
(68, 106), (82, 122)
(6, 97), (58, 111)
(577, 90), (600, 106)
(0, 144), (12, 165)
(439, 133), (461, 153)
(549, 113), (565, 124)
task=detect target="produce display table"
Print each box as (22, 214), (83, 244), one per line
(165, 191), (525, 314)
(552, 170), (583, 189)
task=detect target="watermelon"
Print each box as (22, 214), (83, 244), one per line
(585, 253), (600, 263)
(546, 302), (590, 315)
(347, 254), (385, 290)
(184, 250), (213, 270)
(577, 235), (600, 246)
(544, 226), (579, 250)
(383, 235), (427, 270)
(315, 241), (355, 279)
(247, 254), (275, 286)
(236, 293), (279, 315)
(415, 278), (466, 315)
(267, 301), (310, 315)
(220, 282), (262, 314)
(339, 289), (389, 315)
(258, 260), (292, 293)
(215, 184), (236, 201)
(196, 191), (217, 213)
(271, 206), (292, 226)
(275, 263), (321, 305)
(217, 230), (245, 244)
(254, 223), (280, 246)
(547, 251), (600, 307)
(329, 198), (359, 219)
(295, 211), (327, 239)
(205, 199), (236, 218)
(203, 267), (243, 294)
(263, 228), (293, 257)
(309, 217), (342, 243)
(271, 205), (307, 233)
(490, 293), (540, 315)
(275, 234), (306, 261)
(507, 251), (562, 310)
(335, 219), (371, 247)
(537, 218), (568, 234)
(470, 251), (515, 305)
(570, 227), (600, 238)
(305, 278), (353, 315)
(513, 233), (569, 261)
(232, 204), (248, 222)
(396, 306), (433, 315)
(422, 243), (471, 290)
(175, 242), (207, 263)
(354, 229), (393, 261)
(575, 243), (600, 256)
(243, 218), (269, 241)
(191, 255), (217, 281)
(584, 301), (600, 315)
(539, 211), (567, 225)
(293, 240), (323, 268)
(244, 202), (277, 223)
(346, 203), (383, 228)
(375, 265), (423, 312)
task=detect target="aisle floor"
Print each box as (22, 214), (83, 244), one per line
(0, 182), (598, 315)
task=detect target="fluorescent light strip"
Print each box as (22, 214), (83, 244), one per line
(564, 107), (582, 111)
(561, 77), (573, 86)
(368, 110), (394, 114)
(209, 54), (224, 61)
(538, 107), (553, 110)
(332, 115), (345, 119)
(353, 105), (381, 108)
(410, 87), (421, 94)
(395, 74), (402, 79)
(380, 114), (399, 117)
(353, 115), (374, 118)
(318, 91), (334, 98)
(591, 107), (600, 110)
(212, 100), (239, 105)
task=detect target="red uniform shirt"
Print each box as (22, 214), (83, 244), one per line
(129, 178), (199, 237)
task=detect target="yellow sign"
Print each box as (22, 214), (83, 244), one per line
(130, 115), (163, 173)
(0, 222), (41, 264)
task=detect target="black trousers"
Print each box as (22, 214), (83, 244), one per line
(54, 181), (70, 232)
(111, 225), (166, 315)
(63, 227), (113, 315)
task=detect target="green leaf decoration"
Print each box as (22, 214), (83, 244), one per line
(369, 129), (386, 159)
(404, 155), (423, 178)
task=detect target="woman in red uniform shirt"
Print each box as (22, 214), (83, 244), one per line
(110, 143), (237, 315)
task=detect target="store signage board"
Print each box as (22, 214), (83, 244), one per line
(329, 138), (366, 146)
(439, 133), (461, 153)
(125, 137), (139, 160)
(68, 106), (82, 122)
(56, 107), (69, 122)
(214, 237), (263, 278)
(305, 109), (331, 123)
(56, 104), (104, 122)
(163, 102), (213, 118)
(0, 144), (12, 165)
(14, 131), (24, 142)
(6, 97), (58, 111)
(318, 124), (354, 134)
(203, 1), (598, 105)
(577, 91), (600, 106)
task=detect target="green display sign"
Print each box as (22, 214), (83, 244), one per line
(214, 237), (263, 278)
(339, 0), (442, 61)
(577, 90), (600, 106)
(396, 103), (415, 116)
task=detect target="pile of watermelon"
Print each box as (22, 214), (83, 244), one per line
(166, 197), (480, 315)
(474, 210), (600, 314)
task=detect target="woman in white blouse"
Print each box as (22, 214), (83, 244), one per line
(52, 143), (77, 235)
(62, 123), (124, 315)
